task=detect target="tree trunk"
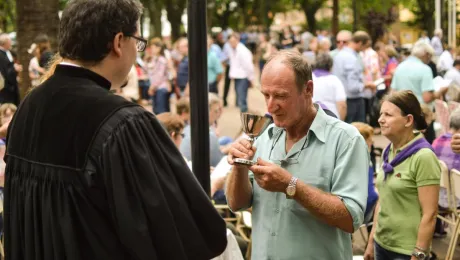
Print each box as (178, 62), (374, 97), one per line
(222, 2), (231, 30)
(147, 0), (162, 38)
(302, 0), (325, 33)
(166, 0), (185, 42)
(417, 0), (435, 37)
(332, 0), (339, 36)
(16, 0), (59, 98)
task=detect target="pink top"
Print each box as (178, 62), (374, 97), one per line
(147, 56), (169, 89)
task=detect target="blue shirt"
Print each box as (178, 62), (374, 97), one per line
(207, 51), (223, 84)
(332, 47), (365, 99)
(391, 56), (435, 105)
(180, 125), (224, 167)
(240, 106), (369, 260)
(177, 57), (189, 87)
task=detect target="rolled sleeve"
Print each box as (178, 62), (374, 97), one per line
(421, 67), (435, 93)
(331, 135), (369, 231)
(413, 148), (441, 187)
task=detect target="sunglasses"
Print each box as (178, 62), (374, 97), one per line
(337, 40), (348, 44)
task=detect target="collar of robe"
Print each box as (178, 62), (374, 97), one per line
(54, 64), (112, 90)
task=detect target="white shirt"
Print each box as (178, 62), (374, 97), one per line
(228, 43), (254, 81)
(437, 50), (454, 72)
(312, 74), (347, 118)
(444, 67), (460, 86)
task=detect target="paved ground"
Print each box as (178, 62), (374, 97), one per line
(212, 80), (460, 259)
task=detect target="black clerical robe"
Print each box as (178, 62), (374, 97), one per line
(0, 49), (19, 105)
(3, 65), (227, 260)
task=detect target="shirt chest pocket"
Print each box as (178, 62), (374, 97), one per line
(284, 175), (330, 214)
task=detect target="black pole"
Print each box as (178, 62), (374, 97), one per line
(188, 0), (210, 195)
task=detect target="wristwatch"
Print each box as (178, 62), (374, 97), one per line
(285, 177), (298, 199)
(411, 250), (427, 259)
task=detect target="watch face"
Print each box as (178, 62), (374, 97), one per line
(286, 186), (295, 196)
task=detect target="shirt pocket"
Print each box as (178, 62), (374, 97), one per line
(284, 175), (330, 215)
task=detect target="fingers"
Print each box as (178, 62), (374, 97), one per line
(227, 139), (255, 165)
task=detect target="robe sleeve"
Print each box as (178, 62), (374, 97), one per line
(95, 107), (227, 260)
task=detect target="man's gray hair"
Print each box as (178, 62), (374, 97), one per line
(411, 42), (434, 59)
(337, 30), (352, 40)
(450, 108), (460, 130)
(208, 92), (221, 108)
(0, 33), (10, 46)
(434, 28), (443, 37)
(265, 49), (312, 92)
(314, 53), (333, 71)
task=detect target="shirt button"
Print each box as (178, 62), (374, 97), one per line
(275, 209), (280, 213)
(271, 232), (276, 236)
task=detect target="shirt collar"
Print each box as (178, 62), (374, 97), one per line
(391, 132), (423, 154)
(267, 104), (327, 143)
(407, 56), (423, 64)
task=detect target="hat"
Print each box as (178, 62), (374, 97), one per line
(27, 43), (37, 54)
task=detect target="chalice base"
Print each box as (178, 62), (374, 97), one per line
(234, 158), (256, 166)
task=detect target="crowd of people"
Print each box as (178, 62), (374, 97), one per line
(1, 0), (460, 259)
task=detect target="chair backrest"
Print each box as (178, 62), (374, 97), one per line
(450, 169), (460, 215)
(440, 160), (450, 189)
(435, 100), (450, 134)
(448, 101), (460, 114)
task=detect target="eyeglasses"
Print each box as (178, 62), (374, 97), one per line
(337, 40), (348, 44)
(126, 35), (147, 52)
(268, 130), (309, 166)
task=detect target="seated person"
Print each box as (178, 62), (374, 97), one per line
(351, 122), (379, 220)
(157, 112), (226, 199)
(180, 93), (224, 167)
(175, 98), (190, 126)
(432, 108), (460, 209)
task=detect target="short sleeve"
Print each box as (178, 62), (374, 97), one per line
(331, 135), (369, 231)
(412, 148), (441, 187)
(421, 67), (435, 93)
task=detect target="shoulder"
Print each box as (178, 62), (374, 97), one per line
(413, 148), (438, 162)
(326, 118), (362, 142)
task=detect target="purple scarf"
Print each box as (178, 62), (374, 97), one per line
(382, 137), (433, 179)
(313, 69), (331, 78)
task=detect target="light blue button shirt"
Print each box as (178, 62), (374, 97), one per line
(332, 47), (365, 99)
(391, 56), (435, 105)
(245, 106), (369, 260)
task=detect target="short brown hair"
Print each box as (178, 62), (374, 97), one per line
(382, 90), (428, 130)
(352, 31), (370, 46)
(176, 98), (190, 115)
(265, 49), (312, 92)
(351, 122), (374, 141)
(156, 112), (185, 135)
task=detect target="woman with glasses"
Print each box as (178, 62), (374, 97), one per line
(364, 90), (440, 260)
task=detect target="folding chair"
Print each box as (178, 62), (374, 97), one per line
(435, 100), (450, 134)
(446, 169), (460, 260)
(437, 161), (457, 227)
(236, 211), (252, 260)
(214, 204), (239, 224)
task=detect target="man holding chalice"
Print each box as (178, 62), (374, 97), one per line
(225, 50), (369, 259)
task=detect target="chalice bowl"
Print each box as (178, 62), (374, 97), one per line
(233, 113), (271, 166)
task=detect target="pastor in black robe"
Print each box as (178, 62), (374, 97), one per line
(3, 64), (227, 260)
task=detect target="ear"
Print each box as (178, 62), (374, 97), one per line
(170, 132), (176, 139)
(112, 32), (124, 58)
(304, 80), (314, 97)
(405, 114), (414, 128)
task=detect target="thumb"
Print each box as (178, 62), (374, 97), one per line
(256, 157), (271, 166)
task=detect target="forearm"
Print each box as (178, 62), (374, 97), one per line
(225, 167), (253, 211)
(294, 181), (354, 233)
(415, 214), (437, 251)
